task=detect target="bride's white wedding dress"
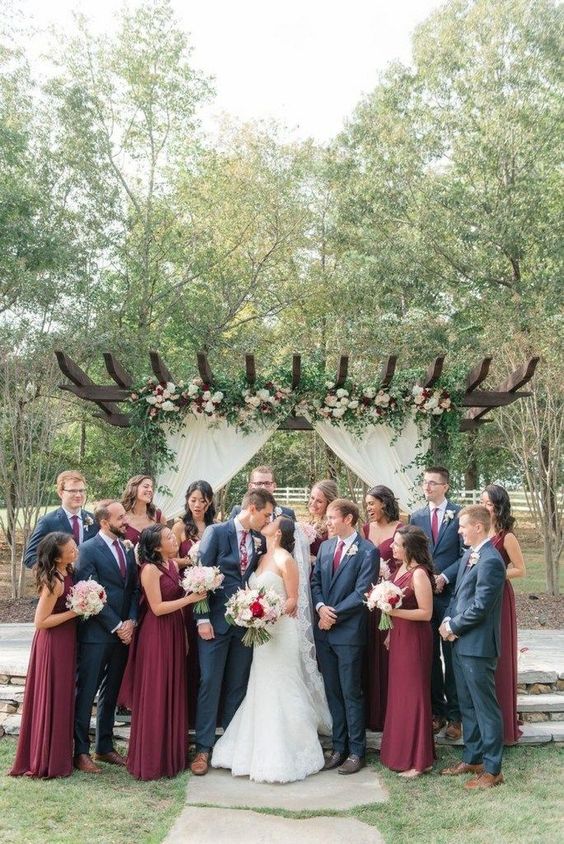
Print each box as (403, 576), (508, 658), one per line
(211, 569), (327, 783)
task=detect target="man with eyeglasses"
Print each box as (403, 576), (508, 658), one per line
(24, 470), (99, 568)
(410, 466), (464, 740)
(229, 465), (296, 521)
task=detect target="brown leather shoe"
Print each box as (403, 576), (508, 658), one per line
(94, 750), (127, 767)
(445, 721), (462, 740)
(432, 716), (446, 734)
(441, 761), (484, 776)
(190, 751), (209, 776)
(74, 754), (102, 774)
(323, 751), (347, 770)
(465, 772), (504, 789)
(338, 754), (366, 775)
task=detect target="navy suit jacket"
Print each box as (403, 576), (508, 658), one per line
(409, 500), (464, 590)
(311, 534), (379, 646)
(74, 534), (139, 644)
(229, 503), (296, 521)
(197, 520), (265, 635)
(447, 540), (506, 658)
(24, 507), (99, 569)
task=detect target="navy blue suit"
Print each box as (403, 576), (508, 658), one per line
(410, 500), (464, 721)
(24, 507), (99, 569)
(195, 520), (265, 752)
(73, 534), (139, 756)
(311, 534), (379, 757)
(447, 540), (506, 774)
(229, 503), (296, 521)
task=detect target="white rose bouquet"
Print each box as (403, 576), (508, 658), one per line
(225, 586), (284, 646)
(365, 581), (404, 630)
(66, 579), (107, 619)
(181, 566), (224, 613)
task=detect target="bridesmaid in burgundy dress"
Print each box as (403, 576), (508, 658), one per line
(482, 484), (525, 745)
(121, 474), (166, 546)
(10, 532), (78, 778)
(172, 480), (216, 726)
(380, 525), (435, 778)
(362, 485), (403, 731)
(306, 479), (338, 561)
(127, 524), (205, 780)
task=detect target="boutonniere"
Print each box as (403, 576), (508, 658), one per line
(253, 536), (263, 552)
(467, 551), (480, 568)
(346, 543), (359, 557)
(443, 510), (456, 524)
(83, 515), (94, 529)
(274, 506), (283, 518)
(123, 539), (134, 552)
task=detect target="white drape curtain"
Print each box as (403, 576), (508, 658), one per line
(311, 416), (426, 512)
(153, 416), (277, 518)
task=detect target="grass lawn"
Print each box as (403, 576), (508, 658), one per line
(513, 544), (549, 595)
(1, 741), (562, 844)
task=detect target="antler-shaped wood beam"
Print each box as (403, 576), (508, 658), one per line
(104, 353), (134, 388)
(462, 357), (540, 430)
(55, 350), (129, 426)
(292, 354), (301, 390)
(420, 355), (445, 387)
(197, 353), (213, 384)
(335, 355), (349, 387)
(149, 352), (174, 384)
(379, 355), (398, 388)
(245, 354), (256, 384)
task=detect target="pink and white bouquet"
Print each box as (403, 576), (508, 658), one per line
(66, 579), (107, 619)
(299, 521), (319, 545)
(181, 566), (224, 613)
(365, 581), (404, 630)
(187, 541), (201, 564)
(225, 586), (284, 647)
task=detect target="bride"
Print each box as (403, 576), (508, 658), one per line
(211, 516), (331, 783)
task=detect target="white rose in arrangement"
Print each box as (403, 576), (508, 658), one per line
(348, 400), (359, 409)
(257, 388), (270, 401)
(340, 396), (349, 406)
(440, 397), (452, 409)
(333, 407), (346, 418)
(432, 406), (443, 415)
(166, 382), (176, 393)
(336, 388), (349, 398)
(202, 390), (212, 401)
(425, 396), (439, 410)
(155, 394), (164, 404)
(375, 391), (391, 406)
(204, 400), (216, 413)
(325, 381), (335, 389)
(160, 400), (176, 411)
(412, 385), (423, 397)
(325, 394), (338, 407)
(187, 383), (199, 397)
(212, 391), (224, 403)
(364, 387), (376, 398)
(145, 395), (157, 405)
(162, 389), (171, 399)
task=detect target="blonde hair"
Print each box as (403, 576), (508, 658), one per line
(311, 479), (338, 507)
(56, 470), (86, 495)
(328, 498), (360, 527)
(459, 504), (491, 533)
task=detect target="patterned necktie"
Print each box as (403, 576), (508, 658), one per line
(112, 539), (127, 579)
(332, 540), (345, 573)
(71, 514), (81, 545)
(431, 508), (440, 544)
(239, 530), (249, 575)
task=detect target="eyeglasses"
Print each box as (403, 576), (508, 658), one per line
(422, 481), (446, 488)
(63, 488), (87, 494)
(252, 481), (275, 487)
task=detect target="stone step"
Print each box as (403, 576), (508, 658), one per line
(517, 693), (564, 713)
(0, 684), (24, 703)
(1, 713), (130, 741)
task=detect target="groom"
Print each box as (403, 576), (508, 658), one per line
(311, 499), (379, 774)
(191, 488), (275, 776)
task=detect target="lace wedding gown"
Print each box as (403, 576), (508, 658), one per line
(211, 569), (326, 783)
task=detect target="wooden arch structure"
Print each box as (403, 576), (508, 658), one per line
(55, 351), (539, 433)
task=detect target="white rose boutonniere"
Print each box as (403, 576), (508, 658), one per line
(123, 539), (134, 552)
(274, 506), (283, 518)
(443, 509), (456, 524)
(347, 543), (359, 557)
(467, 551), (480, 568)
(83, 515), (94, 529)
(253, 536), (263, 552)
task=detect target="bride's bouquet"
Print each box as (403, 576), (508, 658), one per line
(66, 579), (107, 619)
(225, 586), (284, 647)
(365, 581), (404, 630)
(181, 566), (224, 613)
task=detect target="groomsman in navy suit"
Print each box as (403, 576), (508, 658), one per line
(410, 466), (464, 738)
(73, 500), (139, 773)
(311, 499), (379, 774)
(229, 465), (296, 521)
(191, 488), (275, 776)
(440, 505), (506, 788)
(24, 470), (99, 568)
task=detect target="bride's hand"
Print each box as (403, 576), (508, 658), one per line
(284, 599), (297, 617)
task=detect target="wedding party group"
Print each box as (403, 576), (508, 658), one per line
(10, 463), (525, 791)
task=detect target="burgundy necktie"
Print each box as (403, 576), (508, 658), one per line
(113, 539), (127, 579)
(239, 530), (249, 575)
(71, 514), (81, 545)
(431, 508), (439, 544)
(332, 540), (345, 574)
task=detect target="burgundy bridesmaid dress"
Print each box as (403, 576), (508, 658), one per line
(492, 530), (522, 745)
(380, 566), (435, 772)
(179, 537), (200, 726)
(363, 523), (400, 731)
(10, 574), (76, 778)
(127, 561), (188, 780)
(309, 527), (328, 560)
(123, 508), (162, 546)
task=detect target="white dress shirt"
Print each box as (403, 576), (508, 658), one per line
(316, 530), (359, 611)
(62, 507), (83, 543)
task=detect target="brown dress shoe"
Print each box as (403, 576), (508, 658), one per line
(432, 716), (446, 734)
(323, 751), (347, 770)
(445, 721), (462, 740)
(465, 772), (504, 789)
(441, 761), (484, 776)
(94, 750), (127, 767)
(190, 752), (209, 776)
(74, 754), (102, 774)
(338, 755), (366, 775)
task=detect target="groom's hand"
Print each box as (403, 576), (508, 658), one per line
(198, 622), (215, 640)
(318, 605), (337, 626)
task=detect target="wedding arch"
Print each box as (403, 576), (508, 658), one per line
(55, 350), (539, 516)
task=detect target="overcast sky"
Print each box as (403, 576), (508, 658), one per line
(21, 0), (445, 141)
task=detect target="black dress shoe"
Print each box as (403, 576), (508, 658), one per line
(338, 755), (366, 775)
(323, 751), (347, 770)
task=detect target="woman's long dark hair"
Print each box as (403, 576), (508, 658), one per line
(396, 525), (436, 592)
(484, 484), (515, 532)
(366, 485), (400, 522)
(182, 480), (215, 541)
(138, 523), (167, 567)
(35, 532), (74, 594)
(121, 474), (157, 519)
(278, 517), (295, 554)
